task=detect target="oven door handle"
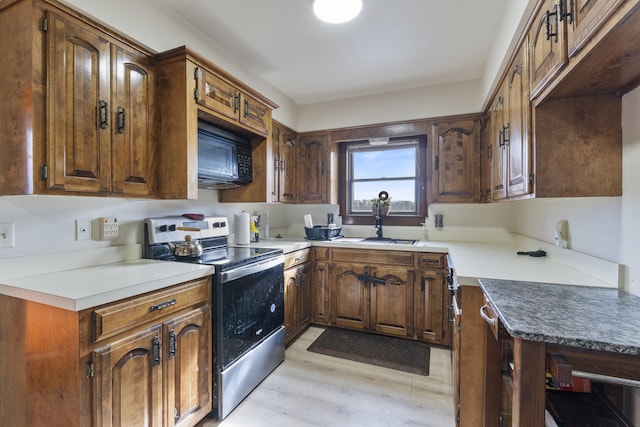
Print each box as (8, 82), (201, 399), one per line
(219, 255), (284, 283)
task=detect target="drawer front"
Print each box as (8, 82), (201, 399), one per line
(331, 248), (414, 266)
(313, 247), (330, 260)
(93, 277), (210, 342)
(284, 249), (311, 270)
(417, 253), (445, 269)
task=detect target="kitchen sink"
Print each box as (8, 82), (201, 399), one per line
(361, 237), (417, 245)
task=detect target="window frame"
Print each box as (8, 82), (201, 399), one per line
(338, 135), (428, 226)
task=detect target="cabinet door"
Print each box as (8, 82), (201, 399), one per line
(164, 306), (211, 427)
(415, 270), (445, 344)
(491, 87), (507, 200)
(297, 263), (312, 331)
(111, 45), (156, 196)
(278, 131), (298, 203)
(330, 263), (368, 330)
(431, 119), (480, 203)
(479, 114), (493, 202)
(46, 11), (112, 193)
(93, 325), (163, 427)
(506, 42), (532, 198)
(312, 261), (331, 326)
(369, 265), (413, 337)
(529, 0), (568, 98)
(284, 266), (298, 343)
(240, 93), (270, 135)
(567, 0), (625, 57)
(195, 67), (238, 121)
(298, 133), (329, 204)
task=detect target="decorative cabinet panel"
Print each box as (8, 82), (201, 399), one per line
(0, 2), (156, 197)
(430, 119), (481, 203)
(529, 0), (569, 99)
(369, 265), (414, 337)
(330, 262), (369, 330)
(271, 122), (298, 203)
(479, 114), (493, 202)
(46, 11), (156, 196)
(284, 249), (312, 344)
(567, 0), (626, 57)
(415, 269), (446, 344)
(298, 133), (330, 204)
(195, 67), (271, 135)
(312, 260), (332, 326)
(492, 42), (532, 201)
(93, 325), (164, 426)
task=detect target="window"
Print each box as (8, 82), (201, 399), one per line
(339, 135), (427, 226)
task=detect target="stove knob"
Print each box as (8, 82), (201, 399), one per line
(168, 224), (176, 231)
(159, 225), (167, 232)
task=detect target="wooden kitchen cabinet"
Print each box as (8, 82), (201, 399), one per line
(312, 248), (332, 326)
(566, 0), (626, 58)
(429, 118), (481, 203)
(451, 285), (487, 427)
(92, 278), (212, 427)
(298, 132), (331, 204)
(415, 269), (447, 345)
(195, 67), (271, 135)
(0, 0), (156, 197)
(328, 249), (416, 339)
(155, 47), (277, 200)
(271, 121), (298, 203)
(479, 114), (494, 202)
(492, 42), (532, 200)
(0, 277), (212, 427)
(284, 249), (312, 344)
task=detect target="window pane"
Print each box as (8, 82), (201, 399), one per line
(352, 180), (416, 213)
(352, 147), (416, 179)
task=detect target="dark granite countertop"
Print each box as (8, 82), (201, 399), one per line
(478, 279), (640, 355)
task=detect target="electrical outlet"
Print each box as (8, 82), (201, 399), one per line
(0, 223), (15, 248)
(76, 219), (91, 241)
(98, 217), (119, 240)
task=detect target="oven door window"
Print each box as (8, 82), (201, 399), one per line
(217, 264), (284, 369)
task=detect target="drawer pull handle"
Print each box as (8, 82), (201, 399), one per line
(150, 298), (177, 312)
(480, 305), (496, 327)
(421, 258), (440, 264)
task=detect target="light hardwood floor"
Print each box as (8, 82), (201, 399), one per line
(198, 326), (455, 427)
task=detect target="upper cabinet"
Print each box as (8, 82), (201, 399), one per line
(271, 121), (298, 203)
(490, 42), (532, 201)
(298, 133), (331, 204)
(429, 118), (481, 203)
(195, 67), (271, 135)
(530, 0), (636, 102)
(0, 1), (156, 197)
(155, 47), (277, 200)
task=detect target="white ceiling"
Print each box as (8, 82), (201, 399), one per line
(158, 0), (509, 105)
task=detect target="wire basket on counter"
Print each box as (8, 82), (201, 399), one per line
(304, 226), (342, 240)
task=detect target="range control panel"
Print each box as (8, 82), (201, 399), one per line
(144, 216), (229, 244)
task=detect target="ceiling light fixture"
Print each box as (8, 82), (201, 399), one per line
(313, 0), (362, 24)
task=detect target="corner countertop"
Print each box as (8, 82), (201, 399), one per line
(0, 234), (619, 312)
(251, 236), (618, 288)
(479, 278), (640, 355)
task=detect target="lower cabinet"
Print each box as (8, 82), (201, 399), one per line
(93, 305), (210, 427)
(284, 249), (312, 344)
(0, 276), (212, 427)
(312, 247), (450, 346)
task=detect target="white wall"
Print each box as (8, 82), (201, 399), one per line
(298, 79), (483, 132)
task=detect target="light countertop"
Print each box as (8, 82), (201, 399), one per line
(0, 234), (619, 312)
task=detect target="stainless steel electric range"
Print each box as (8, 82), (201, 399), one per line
(143, 216), (285, 420)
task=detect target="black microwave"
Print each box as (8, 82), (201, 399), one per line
(197, 120), (252, 189)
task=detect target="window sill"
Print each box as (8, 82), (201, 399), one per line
(341, 215), (424, 227)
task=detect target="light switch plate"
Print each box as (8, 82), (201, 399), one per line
(76, 219), (91, 241)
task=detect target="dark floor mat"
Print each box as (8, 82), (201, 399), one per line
(307, 327), (430, 376)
